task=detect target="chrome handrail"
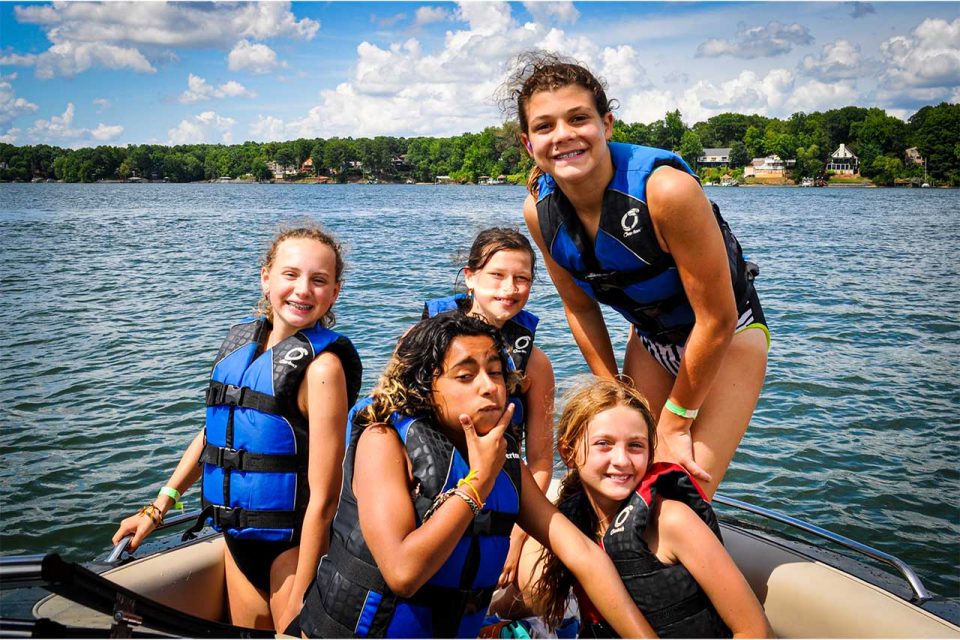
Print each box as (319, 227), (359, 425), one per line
(713, 493), (933, 603)
(104, 510), (202, 564)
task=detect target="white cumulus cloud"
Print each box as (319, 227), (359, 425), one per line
(0, 73), (40, 127)
(799, 40), (864, 80)
(179, 74), (256, 104)
(523, 2), (580, 25)
(7, 1), (317, 79)
(880, 18), (960, 90)
(27, 102), (124, 145)
(228, 40), (285, 75)
(244, 1), (659, 139)
(414, 6), (451, 27)
(168, 111), (236, 145)
(696, 21), (814, 59)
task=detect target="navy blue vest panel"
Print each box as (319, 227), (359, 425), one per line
(536, 142), (756, 345)
(422, 294), (539, 444)
(199, 317), (362, 542)
(301, 401), (522, 638)
(564, 462), (731, 639)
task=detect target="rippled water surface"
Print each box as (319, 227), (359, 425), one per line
(1, 183), (957, 596)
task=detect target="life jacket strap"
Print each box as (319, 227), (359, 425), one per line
(327, 536), (388, 593)
(468, 509), (516, 537)
(200, 443), (304, 473)
(182, 503), (303, 540)
(205, 380), (282, 415)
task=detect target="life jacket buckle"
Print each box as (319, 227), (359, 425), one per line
(223, 384), (245, 406)
(213, 506), (241, 529)
(217, 447), (244, 471)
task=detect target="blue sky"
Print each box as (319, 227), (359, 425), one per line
(1, 1), (958, 148)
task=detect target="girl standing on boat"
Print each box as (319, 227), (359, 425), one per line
(298, 313), (655, 639)
(421, 227), (555, 588)
(508, 52), (769, 498)
(504, 378), (771, 638)
(112, 226), (362, 633)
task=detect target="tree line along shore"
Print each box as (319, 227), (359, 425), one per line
(1, 102), (957, 187)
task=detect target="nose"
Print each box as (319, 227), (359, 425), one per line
(477, 369), (501, 397)
(295, 276), (311, 296)
(610, 444), (629, 466)
(502, 276), (519, 294)
(553, 119), (575, 143)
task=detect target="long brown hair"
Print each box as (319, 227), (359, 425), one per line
(532, 378), (656, 629)
(499, 51), (616, 196)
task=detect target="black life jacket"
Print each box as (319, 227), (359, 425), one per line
(561, 462), (731, 638)
(301, 401), (523, 638)
(536, 142), (757, 345)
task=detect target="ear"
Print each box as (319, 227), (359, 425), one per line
(260, 266), (270, 294)
(602, 111), (615, 141)
(520, 133), (533, 157)
(463, 268), (477, 291)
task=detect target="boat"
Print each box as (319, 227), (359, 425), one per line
(719, 178), (739, 187)
(1, 489), (957, 639)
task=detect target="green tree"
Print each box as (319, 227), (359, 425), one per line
(743, 126), (764, 158)
(869, 155), (903, 186)
(908, 102), (960, 184)
(728, 141), (750, 169)
(678, 130), (704, 168)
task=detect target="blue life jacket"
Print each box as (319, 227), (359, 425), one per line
(536, 142), (756, 345)
(564, 462), (731, 639)
(188, 317), (362, 542)
(422, 294), (538, 441)
(302, 399), (522, 638)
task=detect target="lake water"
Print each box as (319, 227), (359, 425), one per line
(0, 183), (957, 597)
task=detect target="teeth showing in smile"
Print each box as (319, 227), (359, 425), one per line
(555, 150), (584, 160)
(287, 301), (313, 311)
(607, 474), (632, 482)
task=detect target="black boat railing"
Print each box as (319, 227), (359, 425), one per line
(713, 493), (933, 603)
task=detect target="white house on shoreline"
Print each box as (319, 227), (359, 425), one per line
(743, 154), (794, 177)
(698, 148), (732, 167)
(826, 143), (858, 174)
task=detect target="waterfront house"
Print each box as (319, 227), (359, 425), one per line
(698, 148), (732, 167)
(300, 157), (314, 174)
(267, 161), (297, 179)
(435, 175), (453, 184)
(826, 143), (858, 174)
(904, 147), (924, 166)
(743, 155), (794, 177)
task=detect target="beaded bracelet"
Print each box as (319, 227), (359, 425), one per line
(137, 504), (164, 527)
(451, 489), (482, 517)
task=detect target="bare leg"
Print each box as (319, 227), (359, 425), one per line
(223, 543), (273, 630)
(623, 327), (768, 499)
(689, 328), (767, 498)
(269, 546), (300, 632)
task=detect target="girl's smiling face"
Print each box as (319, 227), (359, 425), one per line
(261, 237), (340, 335)
(575, 405), (651, 519)
(432, 335), (508, 436)
(464, 249), (533, 328)
(520, 84), (614, 185)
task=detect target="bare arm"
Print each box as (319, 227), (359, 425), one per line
(112, 429), (204, 551)
(520, 346), (554, 493)
(647, 168), (739, 482)
(357, 406), (512, 597)
(523, 195), (619, 378)
(498, 346), (555, 587)
(516, 465), (657, 638)
(657, 500), (772, 638)
(279, 352), (349, 626)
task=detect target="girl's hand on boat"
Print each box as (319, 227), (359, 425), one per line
(111, 510), (158, 551)
(461, 404), (513, 498)
(658, 414), (712, 485)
